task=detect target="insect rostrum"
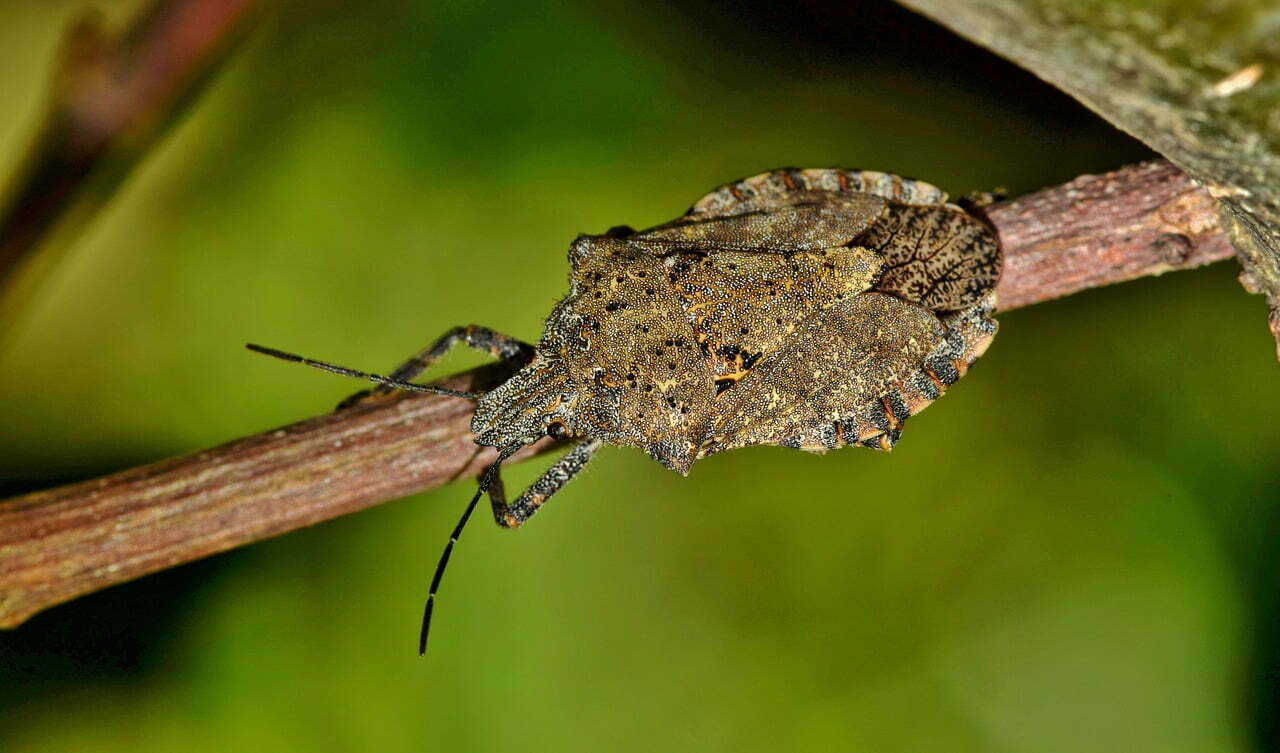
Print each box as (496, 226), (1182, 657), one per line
(251, 167), (1001, 653)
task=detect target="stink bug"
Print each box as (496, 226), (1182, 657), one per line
(249, 167), (1001, 653)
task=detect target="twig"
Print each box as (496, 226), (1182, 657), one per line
(0, 0), (259, 339)
(0, 159), (1239, 628)
(985, 160), (1235, 309)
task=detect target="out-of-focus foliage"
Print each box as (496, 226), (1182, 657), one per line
(0, 0), (257, 346)
(0, 1), (1276, 752)
(898, 0), (1280, 353)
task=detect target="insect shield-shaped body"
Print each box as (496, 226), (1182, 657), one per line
(251, 168), (1001, 652)
(474, 168), (1000, 474)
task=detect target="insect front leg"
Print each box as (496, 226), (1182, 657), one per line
(340, 325), (535, 408)
(486, 440), (602, 528)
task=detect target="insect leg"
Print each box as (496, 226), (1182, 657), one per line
(487, 439), (602, 529)
(342, 325), (535, 407)
(385, 325), (535, 384)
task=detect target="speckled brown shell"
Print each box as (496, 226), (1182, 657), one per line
(486, 168), (1000, 474)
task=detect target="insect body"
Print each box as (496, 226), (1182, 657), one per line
(250, 167), (1001, 652)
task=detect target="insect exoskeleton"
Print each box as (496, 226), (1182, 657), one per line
(249, 167), (1001, 653)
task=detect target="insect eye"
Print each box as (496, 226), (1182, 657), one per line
(546, 420), (569, 440)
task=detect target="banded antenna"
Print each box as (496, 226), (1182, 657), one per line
(246, 343), (483, 399)
(419, 444), (519, 655)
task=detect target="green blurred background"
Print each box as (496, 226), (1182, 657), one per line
(1, 1), (1276, 751)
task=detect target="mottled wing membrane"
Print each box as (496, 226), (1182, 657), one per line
(861, 204), (1000, 312)
(684, 167), (1000, 313)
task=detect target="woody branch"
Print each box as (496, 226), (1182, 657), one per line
(0, 159), (1239, 628)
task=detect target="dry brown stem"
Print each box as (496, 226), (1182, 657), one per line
(0, 159), (1239, 628)
(987, 160), (1234, 309)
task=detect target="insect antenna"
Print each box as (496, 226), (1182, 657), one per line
(419, 445), (519, 655)
(246, 343), (483, 399)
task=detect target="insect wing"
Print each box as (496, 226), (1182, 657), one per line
(626, 195), (887, 255)
(864, 204), (1001, 312)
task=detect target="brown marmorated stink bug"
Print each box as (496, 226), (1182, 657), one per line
(248, 167), (1002, 653)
